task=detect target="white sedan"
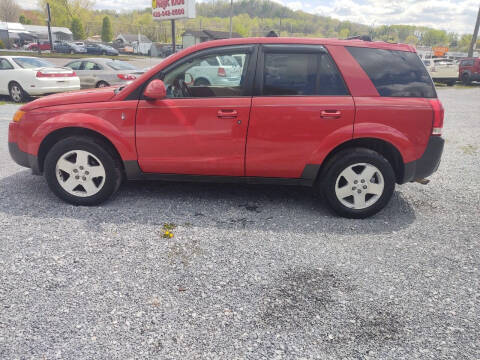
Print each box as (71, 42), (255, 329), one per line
(0, 56), (80, 102)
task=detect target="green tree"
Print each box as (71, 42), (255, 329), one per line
(102, 16), (113, 43)
(405, 35), (418, 45)
(338, 28), (350, 38)
(71, 17), (85, 40)
(421, 29), (448, 46)
(19, 14), (26, 24)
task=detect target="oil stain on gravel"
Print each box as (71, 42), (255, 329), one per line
(259, 267), (404, 355)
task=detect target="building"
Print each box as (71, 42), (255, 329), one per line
(23, 24), (73, 42)
(114, 34), (152, 55)
(0, 22), (72, 48)
(182, 30), (242, 49)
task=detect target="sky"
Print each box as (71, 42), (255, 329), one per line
(20, 0), (480, 34)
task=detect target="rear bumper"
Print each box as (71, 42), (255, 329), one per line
(402, 136), (444, 183)
(28, 84), (80, 95)
(8, 142), (41, 175)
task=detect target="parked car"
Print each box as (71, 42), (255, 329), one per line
(8, 38), (445, 218)
(54, 42), (87, 54)
(64, 58), (143, 88)
(25, 41), (51, 51)
(458, 57), (480, 85)
(186, 54), (242, 86)
(423, 58), (458, 86)
(158, 44), (182, 58)
(0, 56), (80, 102)
(85, 43), (119, 56)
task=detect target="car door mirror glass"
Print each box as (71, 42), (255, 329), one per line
(144, 79), (166, 100)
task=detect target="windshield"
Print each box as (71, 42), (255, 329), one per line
(13, 57), (54, 68)
(107, 61), (137, 71)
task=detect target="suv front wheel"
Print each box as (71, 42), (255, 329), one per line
(319, 148), (395, 218)
(44, 136), (122, 205)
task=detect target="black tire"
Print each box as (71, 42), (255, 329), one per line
(461, 73), (471, 85)
(101, 51), (106, 56)
(193, 78), (210, 86)
(446, 80), (455, 87)
(44, 136), (123, 206)
(318, 148), (396, 219)
(96, 81), (109, 88)
(9, 82), (28, 103)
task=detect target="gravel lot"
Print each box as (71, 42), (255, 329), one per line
(0, 88), (479, 359)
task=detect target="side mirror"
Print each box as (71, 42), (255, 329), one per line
(144, 79), (166, 100)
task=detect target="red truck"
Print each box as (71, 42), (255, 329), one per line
(8, 37), (444, 218)
(459, 57), (480, 85)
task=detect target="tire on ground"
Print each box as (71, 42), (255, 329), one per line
(317, 147), (396, 219)
(44, 136), (123, 206)
(9, 82), (28, 103)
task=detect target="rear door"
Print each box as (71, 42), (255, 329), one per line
(81, 61), (103, 88)
(246, 44), (355, 178)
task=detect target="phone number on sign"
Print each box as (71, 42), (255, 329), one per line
(153, 8), (185, 17)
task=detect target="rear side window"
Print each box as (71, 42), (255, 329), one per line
(262, 52), (349, 96)
(461, 59), (474, 67)
(347, 47), (436, 98)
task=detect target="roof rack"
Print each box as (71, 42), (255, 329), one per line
(346, 35), (372, 42)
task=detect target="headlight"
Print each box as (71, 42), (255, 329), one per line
(13, 110), (25, 123)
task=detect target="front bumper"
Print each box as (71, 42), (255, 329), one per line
(402, 136), (445, 183)
(8, 142), (41, 174)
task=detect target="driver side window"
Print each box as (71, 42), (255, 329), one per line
(163, 50), (250, 98)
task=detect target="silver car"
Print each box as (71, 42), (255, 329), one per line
(64, 58), (143, 88)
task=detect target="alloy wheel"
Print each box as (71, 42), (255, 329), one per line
(335, 163), (385, 210)
(55, 150), (106, 197)
(10, 85), (22, 102)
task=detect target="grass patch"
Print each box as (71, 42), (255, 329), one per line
(435, 82), (480, 90)
(0, 100), (15, 105)
(0, 50), (141, 60)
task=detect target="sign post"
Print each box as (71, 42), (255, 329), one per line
(153, 0), (196, 53)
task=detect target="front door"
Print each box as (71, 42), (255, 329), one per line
(136, 45), (256, 176)
(246, 45), (355, 178)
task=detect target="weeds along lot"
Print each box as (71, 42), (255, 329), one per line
(0, 88), (479, 359)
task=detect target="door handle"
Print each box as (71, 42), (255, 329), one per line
(321, 110), (342, 119)
(217, 109), (238, 118)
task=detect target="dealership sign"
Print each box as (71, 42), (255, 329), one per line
(152, 0), (196, 20)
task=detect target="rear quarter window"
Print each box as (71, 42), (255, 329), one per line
(347, 47), (436, 98)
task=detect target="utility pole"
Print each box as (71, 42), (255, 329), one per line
(46, 3), (54, 53)
(229, 0), (233, 38)
(171, 20), (176, 53)
(468, 6), (480, 57)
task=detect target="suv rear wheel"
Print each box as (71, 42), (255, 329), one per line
(319, 148), (395, 218)
(44, 136), (122, 205)
(461, 73), (472, 85)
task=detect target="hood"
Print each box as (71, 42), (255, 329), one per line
(21, 87), (117, 111)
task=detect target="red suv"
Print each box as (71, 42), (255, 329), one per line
(459, 57), (480, 85)
(8, 37), (444, 218)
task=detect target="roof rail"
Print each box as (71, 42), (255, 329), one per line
(346, 35), (372, 42)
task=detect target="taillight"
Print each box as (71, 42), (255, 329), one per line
(36, 71), (76, 78)
(217, 67), (226, 77)
(429, 99), (444, 136)
(117, 74), (136, 81)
